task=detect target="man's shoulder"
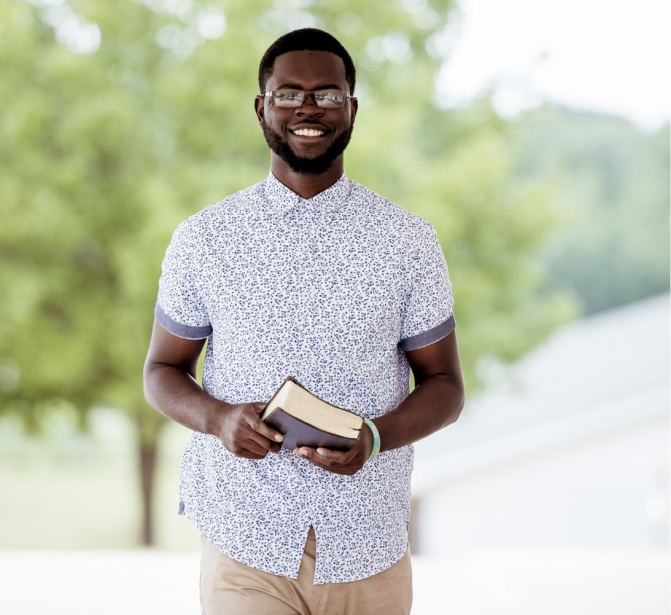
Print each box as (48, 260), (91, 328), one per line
(172, 181), (265, 240)
(188, 181), (264, 224)
(347, 179), (435, 237)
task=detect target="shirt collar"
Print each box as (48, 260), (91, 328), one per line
(263, 168), (351, 217)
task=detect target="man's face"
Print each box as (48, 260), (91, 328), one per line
(255, 50), (358, 175)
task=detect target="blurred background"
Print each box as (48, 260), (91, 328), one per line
(0, 0), (668, 613)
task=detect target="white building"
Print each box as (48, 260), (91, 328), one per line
(411, 293), (670, 556)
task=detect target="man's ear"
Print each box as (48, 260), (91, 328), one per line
(350, 97), (358, 125)
(254, 95), (265, 127)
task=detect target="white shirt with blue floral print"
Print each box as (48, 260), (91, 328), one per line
(155, 169), (455, 584)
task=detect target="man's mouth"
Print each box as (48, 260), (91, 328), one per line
(290, 128), (326, 138)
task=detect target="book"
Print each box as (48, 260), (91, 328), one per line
(261, 377), (363, 452)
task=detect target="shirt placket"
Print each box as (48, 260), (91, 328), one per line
(289, 203), (317, 526)
(298, 202), (340, 533)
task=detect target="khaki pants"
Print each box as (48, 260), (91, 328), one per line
(200, 527), (413, 615)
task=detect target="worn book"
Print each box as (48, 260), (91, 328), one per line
(261, 377), (363, 452)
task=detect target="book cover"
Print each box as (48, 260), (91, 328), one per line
(262, 377), (363, 452)
(265, 409), (359, 452)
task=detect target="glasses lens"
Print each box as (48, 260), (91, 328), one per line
(315, 90), (346, 107)
(273, 90), (303, 107)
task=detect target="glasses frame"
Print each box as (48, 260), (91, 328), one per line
(263, 89), (354, 109)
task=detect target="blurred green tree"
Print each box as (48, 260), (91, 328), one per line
(518, 106), (670, 314)
(0, 0), (574, 545)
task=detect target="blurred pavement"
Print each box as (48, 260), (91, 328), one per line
(0, 548), (668, 614)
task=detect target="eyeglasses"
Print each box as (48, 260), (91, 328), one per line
(264, 89), (353, 108)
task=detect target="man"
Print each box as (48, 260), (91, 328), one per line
(144, 28), (464, 615)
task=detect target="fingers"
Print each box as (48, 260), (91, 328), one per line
(238, 452), (266, 460)
(316, 448), (352, 465)
(241, 438), (274, 457)
(233, 445), (267, 460)
(229, 435), (278, 458)
(225, 404), (283, 456)
(248, 435), (282, 454)
(245, 408), (284, 445)
(295, 446), (353, 464)
(220, 403), (283, 458)
(236, 426), (281, 454)
(295, 446), (361, 474)
(244, 425), (282, 454)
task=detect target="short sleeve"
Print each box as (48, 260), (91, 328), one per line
(155, 219), (213, 340)
(399, 223), (455, 351)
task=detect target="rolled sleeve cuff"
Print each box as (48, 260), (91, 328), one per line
(400, 314), (456, 352)
(155, 303), (213, 340)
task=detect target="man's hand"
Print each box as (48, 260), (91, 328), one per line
(216, 402), (284, 460)
(294, 421), (374, 475)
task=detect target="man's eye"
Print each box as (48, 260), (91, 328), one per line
(315, 91), (343, 102)
(277, 91), (301, 100)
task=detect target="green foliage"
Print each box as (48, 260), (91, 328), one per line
(518, 106), (670, 314)
(0, 0), (572, 431)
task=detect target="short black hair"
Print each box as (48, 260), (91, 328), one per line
(258, 28), (356, 95)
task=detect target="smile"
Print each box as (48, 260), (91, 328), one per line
(291, 128), (326, 137)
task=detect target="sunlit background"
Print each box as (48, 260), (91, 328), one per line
(0, 0), (668, 613)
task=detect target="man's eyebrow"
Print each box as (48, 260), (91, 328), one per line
(274, 82), (345, 91)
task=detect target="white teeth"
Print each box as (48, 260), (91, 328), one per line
(293, 128), (324, 137)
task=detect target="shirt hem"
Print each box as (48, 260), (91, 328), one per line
(182, 501), (409, 584)
(183, 503), (304, 580)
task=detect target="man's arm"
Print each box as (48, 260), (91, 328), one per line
(376, 329), (465, 450)
(296, 330), (465, 474)
(143, 320), (284, 459)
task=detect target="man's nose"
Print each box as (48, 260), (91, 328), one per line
(296, 93), (324, 117)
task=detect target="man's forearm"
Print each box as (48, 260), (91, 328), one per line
(143, 319), (284, 461)
(373, 374), (464, 453)
(144, 363), (223, 436)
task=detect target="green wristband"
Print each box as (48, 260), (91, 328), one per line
(363, 418), (380, 462)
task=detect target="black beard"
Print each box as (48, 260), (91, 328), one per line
(262, 120), (354, 176)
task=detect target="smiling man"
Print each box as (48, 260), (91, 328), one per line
(144, 28), (465, 615)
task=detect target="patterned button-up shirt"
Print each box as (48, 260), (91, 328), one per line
(155, 169), (455, 583)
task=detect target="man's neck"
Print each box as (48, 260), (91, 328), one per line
(270, 153), (344, 200)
